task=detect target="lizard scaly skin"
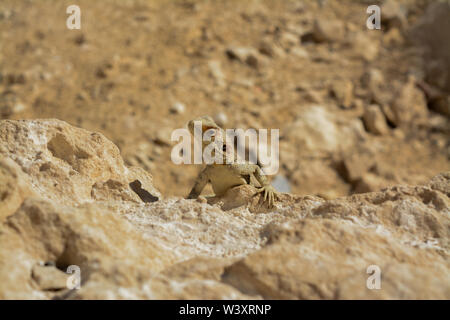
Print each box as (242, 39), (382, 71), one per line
(186, 116), (279, 208)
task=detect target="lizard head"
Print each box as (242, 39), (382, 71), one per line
(187, 116), (234, 164)
(187, 116), (220, 136)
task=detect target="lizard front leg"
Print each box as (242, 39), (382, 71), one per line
(230, 163), (279, 208)
(253, 165), (279, 208)
(187, 167), (209, 199)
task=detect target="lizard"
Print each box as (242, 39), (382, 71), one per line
(186, 116), (279, 208)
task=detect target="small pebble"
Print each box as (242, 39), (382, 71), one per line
(214, 112), (228, 127)
(170, 102), (185, 114)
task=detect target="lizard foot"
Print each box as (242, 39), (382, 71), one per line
(255, 185), (279, 208)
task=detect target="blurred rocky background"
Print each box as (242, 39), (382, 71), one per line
(0, 0), (449, 299)
(0, 0), (448, 198)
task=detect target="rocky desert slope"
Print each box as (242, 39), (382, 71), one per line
(1, 0), (449, 198)
(0, 0), (449, 299)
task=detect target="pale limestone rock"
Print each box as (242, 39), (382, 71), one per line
(363, 104), (389, 135)
(223, 205), (449, 299)
(312, 19), (345, 43)
(208, 60), (226, 88)
(0, 119), (448, 300)
(31, 264), (70, 291)
(340, 146), (377, 183)
(0, 198), (177, 299)
(290, 47), (309, 59)
(349, 32), (380, 62)
(331, 80), (354, 109)
(170, 102), (185, 114)
(284, 105), (366, 155)
(391, 77), (428, 127)
(361, 68), (384, 90)
(278, 32), (299, 49)
(0, 157), (35, 222)
(0, 119), (160, 207)
(213, 112), (228, 127)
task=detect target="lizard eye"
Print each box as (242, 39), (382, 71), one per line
(222, 144), (227, 152)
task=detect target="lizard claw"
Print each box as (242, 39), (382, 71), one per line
(256, 185), (279, 208)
